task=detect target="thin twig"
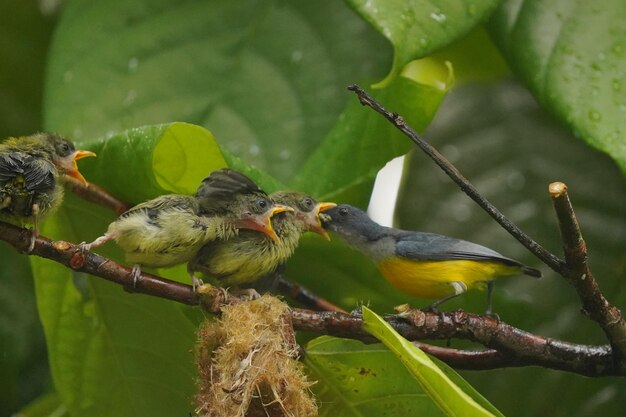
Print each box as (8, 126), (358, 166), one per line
(347, 84), (564, 274)
(64, 176), (130, 215)
(411, 342), (513, 370)
(0, 221), (618, 376)
(549, 182), (626, 371)
(276, 276), (348, 313)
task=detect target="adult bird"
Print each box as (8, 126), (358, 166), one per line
(0, 133), (95, 251)
(81, 169), (291, 288)
(322, 204), (541, 315)
(188, 191), (336, 288)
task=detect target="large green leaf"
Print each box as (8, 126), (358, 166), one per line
(16, 392), (68, 417)
(488, 0), (626, 174)
(44, 0), (390, 184)
(362, 307), (500, 417)
(346, 0), (501, 87)
(305, 336), (442, 416)
(395, 81), (626, 416)
(32, 124), (225, 417)
(0, 0), (54, 138)
(0, 3), (55, 414)
(293, 73), (449, 207)
(0, 246), (50, 417)
(78, 123), (227, 203)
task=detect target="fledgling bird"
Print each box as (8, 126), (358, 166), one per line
(322, 204), (542, 315)
(81, 169), (291, 288)
(188, 191), (336, 288)
(0, 133), (96, 251)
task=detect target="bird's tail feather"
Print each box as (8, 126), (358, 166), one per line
(522, 265), (542, 278)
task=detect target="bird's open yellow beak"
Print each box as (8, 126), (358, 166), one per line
(308, 201), (336, 241)
(65, 150), (96, 185)
(237, 204), (293, 243)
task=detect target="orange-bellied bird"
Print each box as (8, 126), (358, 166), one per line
(321, 204), (541, 315)
(188, 191), (336, 288)
(81, 169), (291, 288)
(0, 133), (95, 251)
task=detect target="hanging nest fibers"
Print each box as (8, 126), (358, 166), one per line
(195, 294), (317, 417)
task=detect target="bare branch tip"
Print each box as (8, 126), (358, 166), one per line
(549, 182), (568, 198)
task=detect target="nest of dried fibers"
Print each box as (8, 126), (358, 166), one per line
(195, 294), (317, 417)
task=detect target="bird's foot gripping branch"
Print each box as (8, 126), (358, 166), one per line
(348, 84), (626, 374)
(0, 219), (623, 376)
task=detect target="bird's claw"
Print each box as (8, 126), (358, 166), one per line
(191, 276), (204, 292)
(26, 231), (36, 254)
(130, 264), (142, 289)
(422, 304), (446, 321)
(234, 288), (261, 301)
(77, 241), (91, 254)
(484, 311), (501, 322)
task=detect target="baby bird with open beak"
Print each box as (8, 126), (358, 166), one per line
(0, 133), (95, 251)
(81, 169), (291, 288)
(188, 191), (336, 288)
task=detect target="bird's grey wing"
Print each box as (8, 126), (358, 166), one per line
(195, 168), (263, 199)
(119, 195), (196, 219)
(395, 232), (522, 266)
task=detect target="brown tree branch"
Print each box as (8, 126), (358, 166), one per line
(549, 182), (626, 371)
(347, 84), (626, 373)
(291, 308), (616, 376)
(347, 84), (564, 274)
(0, 220), (619, 377)
(64, 176), (130, 215)
(276, 276), (348, 313)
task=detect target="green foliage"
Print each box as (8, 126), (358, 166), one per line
(2, 0), (625, 416)
(396, 81), (626, 416)
(346, 0), (500, 87)
(362, 307), (501, 417)
(306, 336), (444, 416)
(0, 2), (55, 415)
(488, 0), (626, 174)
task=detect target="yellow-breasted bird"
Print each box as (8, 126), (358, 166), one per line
(322, 204), (541, 315)
(188, 191), (336, 288)
(0, 133), (95, 250)
(81, 169), (291, 288)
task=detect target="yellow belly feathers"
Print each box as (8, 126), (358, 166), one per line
(377, 257), (520, 299)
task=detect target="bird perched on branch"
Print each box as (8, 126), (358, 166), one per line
(322, 204), (541, 315)
(188, 191), (336, 288)
(81, 169), (291, 288)
(0, 133), (96, 251)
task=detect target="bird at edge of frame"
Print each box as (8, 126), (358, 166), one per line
(187, 190), (336, 291)
(0, 133), (96, 252)
(321, 204), (542, 317)
(80, 168), (292, 290)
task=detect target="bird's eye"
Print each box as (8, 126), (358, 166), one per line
(339, 207), (349, 216)
(258, 199), (267, 209)
(302, 197), (313, 208)
(59, 143), (70, 154)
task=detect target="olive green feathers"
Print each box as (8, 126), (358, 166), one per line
(188, 191), (335, 287)
(0, 133), (95, 250)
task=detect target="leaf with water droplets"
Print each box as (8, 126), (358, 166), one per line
(346, 0), (501, 87)
(488, 0), (626, 175)
(396, 81), (626, 417)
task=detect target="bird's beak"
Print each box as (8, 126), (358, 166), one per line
(236, 204), (293, 243)
(308, 202), (336, 241)
(63, 150), (96, 185)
